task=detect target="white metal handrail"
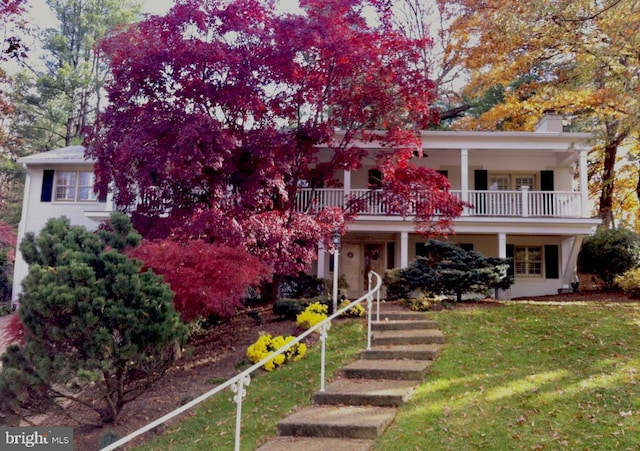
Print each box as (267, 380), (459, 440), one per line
(101, 271), (383, 451)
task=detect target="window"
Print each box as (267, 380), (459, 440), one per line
(514, 246), (542, 276)
(54, 171), (97, 202)
(489, 175), (510, 191)
(489, 174), (536, 190)
(515, 175), (535, 190)
(368, 169), (382, 189)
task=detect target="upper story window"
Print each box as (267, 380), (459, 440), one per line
(43, 170), (97, 202)
(55, 171), (97, 202)
(489, 174), (536, 191)
(368, 169), (382, 190)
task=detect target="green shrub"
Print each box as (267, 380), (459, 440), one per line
(273, 296), (329, 320)
(278, 273), (326, 299)
(392, 240), (513, 302)
(383, 268), (410, 300)
(615, 268), (640, 299)
(578, 228), (640, 288)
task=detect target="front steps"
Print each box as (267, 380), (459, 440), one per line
(257, 304), (444, 451)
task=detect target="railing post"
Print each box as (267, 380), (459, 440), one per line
(318, 322), (331, 392)
(520, 186), (529, 217)
(231, 374), (251, 451)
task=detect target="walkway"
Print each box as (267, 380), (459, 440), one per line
(257, 304), (445, 450)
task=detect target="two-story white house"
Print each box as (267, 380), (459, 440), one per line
(11, 115), (600, 305)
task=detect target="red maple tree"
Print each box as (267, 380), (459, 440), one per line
(86, 0), (465, 299)
(128, 240), (271, 321)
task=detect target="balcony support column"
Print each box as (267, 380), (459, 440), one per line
(400, 232), (409, 267)
(498, 232), (507, 258)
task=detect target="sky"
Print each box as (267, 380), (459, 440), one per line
(26, 0), (175, 29)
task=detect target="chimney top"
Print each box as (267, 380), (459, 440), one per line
(536, 112), (564, 133)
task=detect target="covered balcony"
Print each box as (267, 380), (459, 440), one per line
(295, 187), (587, 218)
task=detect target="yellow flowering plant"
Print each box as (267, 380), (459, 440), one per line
(338, 300), (365, 318)
(246, 333), (307, 371)
(296, 302), (329, 330)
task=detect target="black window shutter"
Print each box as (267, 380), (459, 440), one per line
(474, 170), (488, 190)
(506, 244), (515, 277)
(415, 243), (428, 258)
(544, 245), (559, 279)
(541, 170), (555, 215)
(41, 170), (54, 202)
(540, 171), (554, 191)
(438, 170), (449, 178)
(387, 242), (395, 270)
(98, 187), (107, 203)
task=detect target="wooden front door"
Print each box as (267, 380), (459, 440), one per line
(364, 243), (385, 288)
(340, 243), (363, 294)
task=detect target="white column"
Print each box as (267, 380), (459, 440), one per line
(316, 242), (326, 279)
(400, 232), (409, 267)
(498, 232), (507, 258)
(460, 149), (469, 215)
(579, 150), (589, 218)
(343, 170), (351, 197)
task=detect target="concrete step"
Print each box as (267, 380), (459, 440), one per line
(341, 359), (433, 380)
(372, 319), (439, 331)
(313, 378), (416, 407)
(373, 329), (446, 346)
(257, 436), (374, 451)
(361, 343), (443, 361)
(376, 309), (429, 321)
(276, 405), (397, 440)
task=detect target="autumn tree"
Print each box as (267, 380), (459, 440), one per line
(442, 0), (640, 228)
(0, 213), (187, 425)
(128, 240), (271, 321)
(0, 0), (27, 226)
(10, 0), (142, 153)
(388, 0), (470, 123)
(0, 222), (16, 302)
(87, 0), (465, 297)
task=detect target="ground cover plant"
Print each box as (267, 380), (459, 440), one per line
(375, 301), (640, 450)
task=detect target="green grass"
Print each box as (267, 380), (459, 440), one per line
(134, 302), (640, 451)
(135, 319), (367, 450)
(375, 302), (640, 450)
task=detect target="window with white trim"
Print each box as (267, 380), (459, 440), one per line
(489, 174), (536, 190)
(514, 246), (542, 276)
(515, 175), (535, 190)
(54, 171), (97, 202)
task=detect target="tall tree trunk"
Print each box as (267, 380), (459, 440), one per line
(598, 121), (629, 229)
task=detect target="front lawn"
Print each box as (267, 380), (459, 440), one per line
(375, 301), (640, 450)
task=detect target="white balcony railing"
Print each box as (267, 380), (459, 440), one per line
(295, 188), (584, 218)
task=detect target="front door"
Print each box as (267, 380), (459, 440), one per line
(364, 243), (385, 288)
(340, 243), (363, 294)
